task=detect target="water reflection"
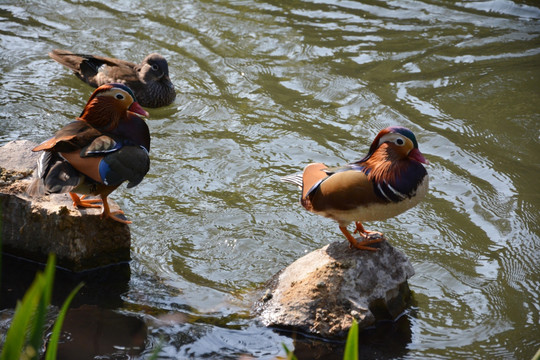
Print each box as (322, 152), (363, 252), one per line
(56, 306), (147, 360)
(0, 254), (130, 309)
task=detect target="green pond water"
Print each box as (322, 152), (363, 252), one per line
(1, 0), (539, 359)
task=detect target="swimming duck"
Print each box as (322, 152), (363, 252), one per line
(28, 83), (151, 224)
(282, 126), (429, 250)
(49, 49), (176, 108)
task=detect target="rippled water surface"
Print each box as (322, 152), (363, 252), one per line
(1, 0), (539, 359)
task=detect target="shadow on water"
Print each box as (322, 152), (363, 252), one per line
(0, 253), (130, 309)
(56, 305), (147, 360)
(1, 253), (146, 359)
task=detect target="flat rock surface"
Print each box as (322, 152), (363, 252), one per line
(0, 140), (131, 271)
(254, 240), (414, 339)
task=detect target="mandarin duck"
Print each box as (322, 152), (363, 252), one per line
(49, 49), (176, 108)
(281, 126), (429, 250)
(27, 83), (151, 224)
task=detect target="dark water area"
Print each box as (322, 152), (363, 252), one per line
(1, 0), (539, 359)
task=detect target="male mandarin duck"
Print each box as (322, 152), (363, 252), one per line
(49, 49), (176, 108)
(27, 83), (151, 224)
(281, 126), (429, 250)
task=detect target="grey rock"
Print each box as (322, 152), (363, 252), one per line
(0, 140), (130, 271)
(254, 240), (414, 339)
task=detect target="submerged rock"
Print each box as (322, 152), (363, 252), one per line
(254, 240), (414, 339)
(0, 140), (130, 271)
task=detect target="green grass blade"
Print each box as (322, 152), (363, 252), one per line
(282, 344), (298, 360)
(27, 255), (55, 359)
(146, 339), (164, 360)
(0, 272), (46, 360)
(44, 282), (83, 360)
(343, 319), (359, 360)
(0, 301), (28, 360)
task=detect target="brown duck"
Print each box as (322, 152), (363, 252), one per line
(49, 49), (176, 108)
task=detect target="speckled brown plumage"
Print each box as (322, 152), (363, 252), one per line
(49, 49), (176, 108)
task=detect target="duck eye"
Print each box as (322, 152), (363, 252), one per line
(115, 93), (125, 100)
(396, 138), (404, 146)
(151, 64), (159, 71)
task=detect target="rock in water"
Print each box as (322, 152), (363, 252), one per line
(0, 140), (131, 271)
(254, 240), (414, 339)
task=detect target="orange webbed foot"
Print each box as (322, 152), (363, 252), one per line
(100, 197), (132, 224)
(70, 193), (102, 208)
(340, 225), (383, 251)
(354, 222), (385, 240)
(103, 210), (132, 224)
(69, 193), (131, 224)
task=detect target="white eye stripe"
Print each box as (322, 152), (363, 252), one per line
(378, 133), (407, 146)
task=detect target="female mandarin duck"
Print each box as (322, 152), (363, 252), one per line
(27, 83), (151, 224)
(49, 49), (176, 108)
(282, 126), (429, 250)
